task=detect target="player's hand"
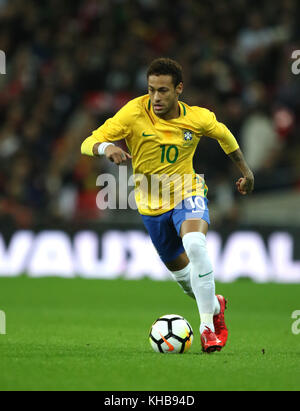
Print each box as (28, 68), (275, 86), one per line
(105, 146), (132, 165)
(236, 174), (254, 195)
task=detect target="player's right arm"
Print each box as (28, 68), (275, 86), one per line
(81, 103), (133, 165)
(92, 141), (132, 165)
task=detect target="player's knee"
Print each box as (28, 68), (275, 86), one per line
(182, 232), (213, 276)
(182, 232), (206, 259)
(184, 240), (202, 262)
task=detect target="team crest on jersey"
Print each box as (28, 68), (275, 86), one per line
(183, 130), (194, 146)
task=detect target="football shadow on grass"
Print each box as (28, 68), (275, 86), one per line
(141, 349), (236, 357)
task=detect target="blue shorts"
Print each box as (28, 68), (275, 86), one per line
(141, 196), (210, 264)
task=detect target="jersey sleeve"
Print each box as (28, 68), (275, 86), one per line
(81, 102), (133, 156)
(200, 109), (239, 155)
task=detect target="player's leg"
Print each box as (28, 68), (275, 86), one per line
(181, 218), (230, 351)
(180, 218), (224, 352)
(140, 211), (194, 298)
(180, 219), (217, 329)
(172, 199), (221, 329)
(140, 212), (197, 299)
(164, 219), (220, 310)
(164, 251), (195, 299)
(172, 196), (227, 352)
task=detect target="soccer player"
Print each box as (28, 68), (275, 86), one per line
(81, 58), (254, 353)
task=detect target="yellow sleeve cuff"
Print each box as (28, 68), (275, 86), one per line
(215, 123), (239, 155)
(81, 136), (99, 156)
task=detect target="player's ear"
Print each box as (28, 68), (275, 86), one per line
(176, 82), (183, 97)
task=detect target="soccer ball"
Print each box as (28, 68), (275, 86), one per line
(149, 314), (194, 354)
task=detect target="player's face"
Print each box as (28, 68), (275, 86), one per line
(148, 75), (183, 119)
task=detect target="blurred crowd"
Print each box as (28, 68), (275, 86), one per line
(0, 0), (299, 228)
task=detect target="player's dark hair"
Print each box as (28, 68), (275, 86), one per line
(147, 58), (183, 87)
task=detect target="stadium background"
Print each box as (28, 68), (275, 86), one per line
(0, 0), (300, 392)
(0, 0), (299, 281)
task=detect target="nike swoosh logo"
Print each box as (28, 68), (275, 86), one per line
(159, 332), (174, 352)
(142, 132), (156, 137)
(199, 270), (213, 278)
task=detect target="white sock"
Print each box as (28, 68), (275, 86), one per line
(182, 232), (216, 334)
(214, 296), (221, 315)
(170, 263), (195, 299)
(171, 266), (220, 311)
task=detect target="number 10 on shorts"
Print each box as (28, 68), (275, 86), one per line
(186, 196), (206, 211)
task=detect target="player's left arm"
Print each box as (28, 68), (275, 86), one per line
(200, 108), (254, 195)
(228, 148), (254, 195)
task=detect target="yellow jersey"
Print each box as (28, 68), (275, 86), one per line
(81, 95), (239, 216)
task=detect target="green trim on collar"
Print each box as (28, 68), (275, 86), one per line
(180, 102), (186, 116)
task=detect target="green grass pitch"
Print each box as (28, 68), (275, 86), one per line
(0, 276), (300, 391)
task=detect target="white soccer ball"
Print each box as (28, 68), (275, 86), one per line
(149, 314), (194, 354)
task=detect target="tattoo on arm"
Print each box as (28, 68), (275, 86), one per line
(228, 148), (253, 178)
